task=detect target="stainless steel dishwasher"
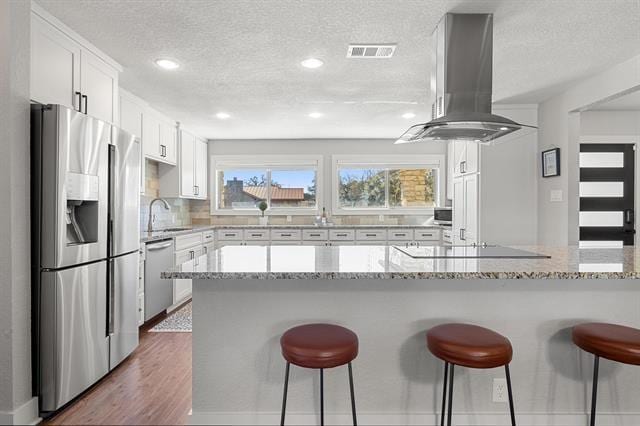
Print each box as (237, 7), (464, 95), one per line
(145, 239), (174, 321)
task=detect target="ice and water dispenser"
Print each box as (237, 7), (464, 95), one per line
(65, 171), (100, 245)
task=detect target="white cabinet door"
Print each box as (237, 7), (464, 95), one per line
(464, 141), (479, 175)
(80, 50), (118, 123)
(160, 121), (177, 165)
(194, 138), (208, 199)
(143, 110), (161, 160)
(452, 177), (465, 245)
(119, 93), (145, 194)
(447, 141), (454, 200)
(119, 94), (143, 138)
(452, 141), (466, 177)
(463, 173), (479, 244)
(31, 14), (81, 110)
(180, 131), (195, 197)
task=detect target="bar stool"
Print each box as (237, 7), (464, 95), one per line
(280, 323), (358, 426)
(426, 323), (516, 426)
(572, 322), (640, 426)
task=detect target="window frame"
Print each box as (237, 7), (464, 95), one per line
(210, 155), (323, 215)
(331, 154), (445, 215)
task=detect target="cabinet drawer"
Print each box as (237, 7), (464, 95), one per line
(217, 229), (243, 241)
(302, 229), (328, 241)
(329, 230), (355, 241)
(355, 229), (387, 241)
(442, 230), (453, 244)
(271, 229), (301, 241)
(175, 232), (202, 251)
(414, 229), (441, 241)
(387, 229), (414, 241)
(202, 230), (214, 243)
(244, 229), (270, 241)
(175, 247), (200, 264)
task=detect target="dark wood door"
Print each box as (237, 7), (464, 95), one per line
(579, 143), (635, 246)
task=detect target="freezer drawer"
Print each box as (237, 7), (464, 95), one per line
(38, 261), (109, 412)
(145, 239), (174, 321)
(109, 252), (139, 369)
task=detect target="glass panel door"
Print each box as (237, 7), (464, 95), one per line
(579, 143), (635, 246)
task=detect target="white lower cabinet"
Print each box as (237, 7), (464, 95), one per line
(171, 233), (204, 307)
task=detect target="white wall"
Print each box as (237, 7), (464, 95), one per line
(0, 0), (39, 424)
(209, 138), (447, 219)
(480, 105), (538, 245)
(580, 110), (640, 136)
(537, 54), (640, 245)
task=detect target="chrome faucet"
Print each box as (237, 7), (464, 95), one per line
(147, 198), (170, 233)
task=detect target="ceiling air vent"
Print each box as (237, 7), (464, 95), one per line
(347, 44), (396, 58)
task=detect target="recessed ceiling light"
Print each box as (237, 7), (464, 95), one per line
(402, 112), (416, 119)
(216, 112), (230, 120)
(154, 58), (180, 70)
(499, 126), (509, 131)
(308, 112), (324, 119)
(301, 58), (324, 69)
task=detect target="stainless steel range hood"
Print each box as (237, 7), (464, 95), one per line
(396, 13), (535, 145)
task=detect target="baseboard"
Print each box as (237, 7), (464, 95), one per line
(0, 397), (41, 425)
(189, 411), (640, 426)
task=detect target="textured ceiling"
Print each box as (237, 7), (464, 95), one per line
(36, 0), (640, 139)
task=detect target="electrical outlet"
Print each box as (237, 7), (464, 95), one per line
(492, 378), (507, 402)
(286, 215), (292, 223)
(378, 214), (384, 222)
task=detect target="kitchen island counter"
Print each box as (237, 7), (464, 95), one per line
(162, 244), (640, 280)
(173, 245), (640, 425)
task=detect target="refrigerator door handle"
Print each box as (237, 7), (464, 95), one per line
(108, 259), (115, 336)
(75, 91), (82, 112)
(108, 144), (117, 256)
(82, 95), (88, 115)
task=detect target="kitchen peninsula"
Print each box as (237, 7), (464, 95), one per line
(163, 245), (640, 425)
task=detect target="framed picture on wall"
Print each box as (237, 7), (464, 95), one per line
(542, 148), (560, 177)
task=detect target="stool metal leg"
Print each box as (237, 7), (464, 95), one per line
(447, 364), (455, 426)
(280, 362), (290, 426)
(348, 362), (357, 426)
(590, 355), (599, 426)
(440, 362), (449, 426)
(505, 364), (516, 426)
(320, 368), (325, 426)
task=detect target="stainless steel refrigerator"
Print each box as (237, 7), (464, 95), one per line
(31, 104), (140, 414)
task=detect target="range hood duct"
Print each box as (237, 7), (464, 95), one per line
(396, 13), (535, 145)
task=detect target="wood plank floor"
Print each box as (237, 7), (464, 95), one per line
(44, 316), (192, 425)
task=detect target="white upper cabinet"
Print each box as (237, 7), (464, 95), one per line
(79, 50), (118, 123)
(143, 109), (177, 166)
(194, 137), (208, 199)
(160, 120), (177, 165)
(31, 13), (81, 111)
(159, 130), (208, 200)
(30, 5), (121, 123)
(180, 131), (196, 197)
(119, 90), (146, 194)
(452, 141), (479, 177)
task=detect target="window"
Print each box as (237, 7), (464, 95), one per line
(212, 156), (322, 214)
(333, 155), (443, 214)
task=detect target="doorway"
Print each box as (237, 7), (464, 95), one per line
(579, 143), (635, 246)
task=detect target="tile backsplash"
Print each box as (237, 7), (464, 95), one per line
(142, 160), (434, 230)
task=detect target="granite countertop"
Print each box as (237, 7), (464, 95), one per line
(140, 224), (446, 243)
(160, 245), (640, 280)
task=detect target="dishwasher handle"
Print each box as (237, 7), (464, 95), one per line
(147, 241), (173, 250)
